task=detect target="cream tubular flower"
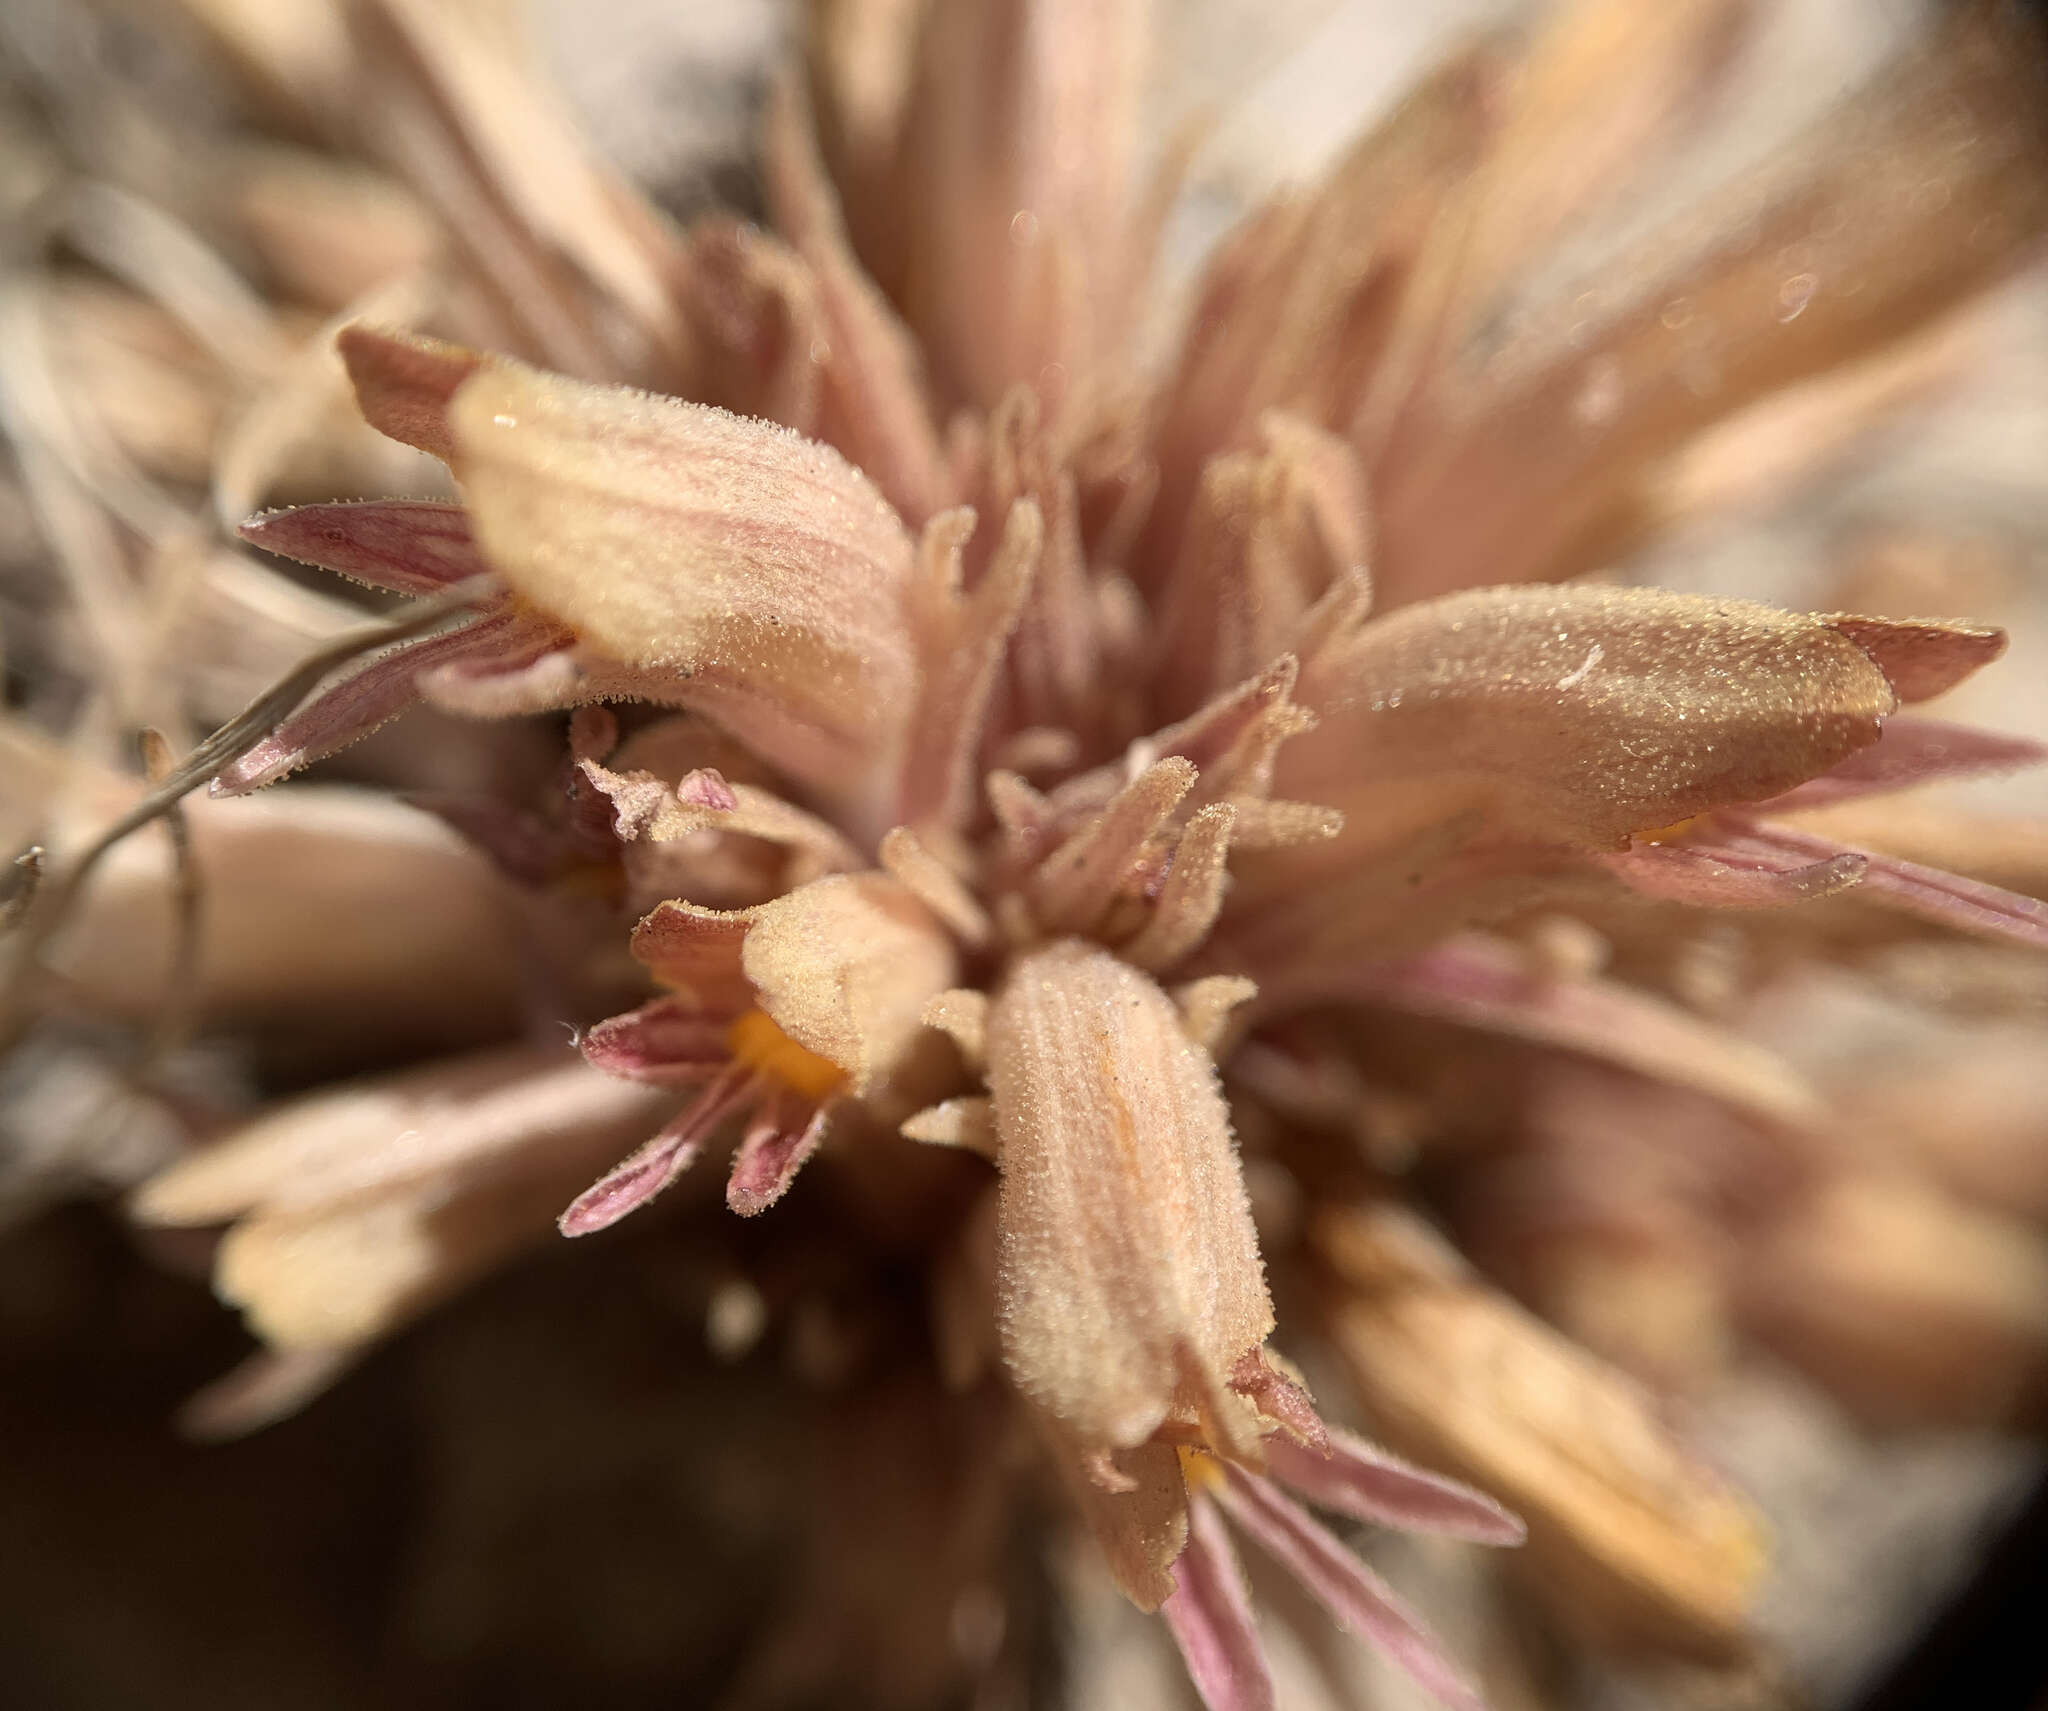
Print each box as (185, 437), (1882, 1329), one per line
(226, 327), (925, 841)
(37, 0), (2048, 1704)
(985, 940), (1271, 1453)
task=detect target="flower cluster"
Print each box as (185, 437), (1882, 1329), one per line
(11, 0), (2048, 1703)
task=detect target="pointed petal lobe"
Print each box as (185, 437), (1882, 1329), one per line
(1161, 1494), (1277, 1711)
(336, 322), (488, 461)
(727, 1100), (831, 1215)
(1731, 819), (2048, 950)
(1264, 1429), (1526, 1546)
(558, 1095), (726, 1236)
(1756, 716), (2048, 812)
(1824, 615), (2005, 704)
(239, 500), (491, 595)
(1215, 1466), (1488, 1711)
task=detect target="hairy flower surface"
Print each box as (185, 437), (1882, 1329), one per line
(10, 0), (2048, 1704)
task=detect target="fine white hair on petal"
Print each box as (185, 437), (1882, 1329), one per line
(988, 940), (1273, 1449)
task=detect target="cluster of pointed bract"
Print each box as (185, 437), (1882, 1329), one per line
(137, 0), (2048, 1704)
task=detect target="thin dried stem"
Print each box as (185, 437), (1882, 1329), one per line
(0, 575), (500, 1048)
(135, 726), (202, 1073)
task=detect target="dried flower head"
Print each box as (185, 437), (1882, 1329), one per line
(7, 0), (2048, 1704)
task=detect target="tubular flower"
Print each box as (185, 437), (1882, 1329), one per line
(42, 0), (2045, 1703)
(567, 868), (956, 1228)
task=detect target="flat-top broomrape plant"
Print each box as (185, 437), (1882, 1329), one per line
(8, 0), (2048, 1703)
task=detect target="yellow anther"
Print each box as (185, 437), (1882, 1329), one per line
(1176, 1445), (1226, 1495)
(1632, 814), (1704, 846)
(725, 1007), (846, 1100)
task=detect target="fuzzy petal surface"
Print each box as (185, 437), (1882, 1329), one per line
(446, 358), (920, 834)
(1285, 584), (1897, 856)
(988, 941), (1273, 1448)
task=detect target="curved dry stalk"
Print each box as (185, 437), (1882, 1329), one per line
(0, 573), (499, 1049)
